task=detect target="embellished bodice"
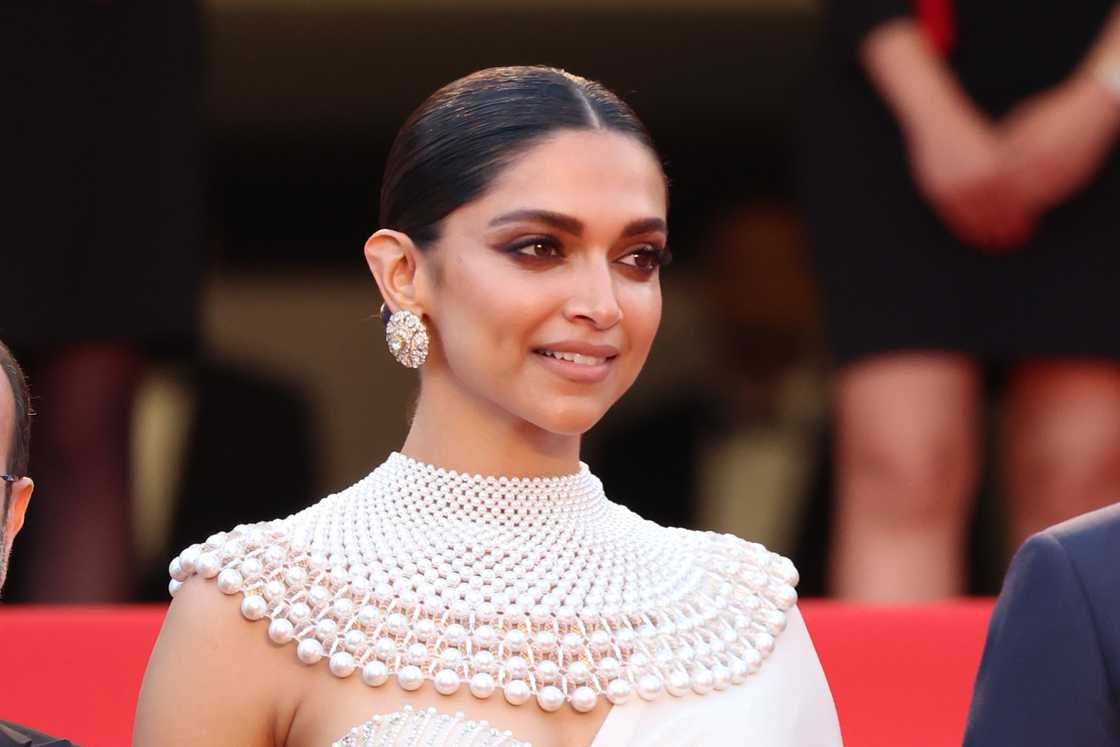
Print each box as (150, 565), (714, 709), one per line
(332, 706), (528, 747)
(169, 452), (801, 745)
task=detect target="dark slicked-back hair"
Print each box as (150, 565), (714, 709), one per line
(0, 340), (31, 484)
(380, 65), (661, 247)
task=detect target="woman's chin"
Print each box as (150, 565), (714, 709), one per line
(524, 402), (610, 437)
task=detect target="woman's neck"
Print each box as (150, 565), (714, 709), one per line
(400, 371), (582, 478)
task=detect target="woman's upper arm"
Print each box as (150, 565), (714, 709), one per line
(133, 578), (282, 747)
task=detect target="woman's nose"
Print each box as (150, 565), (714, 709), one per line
(564, 262), (623, 329)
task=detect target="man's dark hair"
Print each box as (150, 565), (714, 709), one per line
(0, 341), (31, 505)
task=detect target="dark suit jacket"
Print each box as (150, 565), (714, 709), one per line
(0, 722), (75, 747)
(963, 503), (1120, 746)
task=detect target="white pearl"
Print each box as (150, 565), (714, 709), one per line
(239, 558), (263, 577)
(168, 579), (183, 596)
(315, 619), (338, 641)
(357, 605), (379, 627)
(503, 679), (531, 706)
(268, 618), (294, 644)
(728, 657), (749, 684)
(535, 660), (560, 684)
(196, 553), (221, 579)
(406, 642), (428, 665)
(743, 645), (763, 673)
(386, 612), (409, 636)
(469, 672), (496, 699)
(361, 660), (389, 686)
(178, 546), (201, 574)
(536, 685), (565, 712)
(374, 637), (396, 660)
(296, 638), (323, 664)
(762, 608), (787, 635)
(637, 674), (663, 701)
(767, 582), (798, 611)
(752, 632), (775, 657)
(566, 661), (590, 684)
(308, 585), (330, 608)
(397, 665), (424, 691)
(504, 656), (529, 680)
(414, 618), (437, 641)
(691, 667), (714, 695)
(240, 595), (267, 621)
(606, 678), (633, 705)
(712, 664), (731, 690)
(329, 652), (356, 678)
(169, 558), (188, 582)
(597, 656), (620, 680)
(570, 686), (597, 713)
(504, 629), (527, 651)
(433, 669), (461, 695)
(473, 625), (497, 648)
(263, 580), (285, 601)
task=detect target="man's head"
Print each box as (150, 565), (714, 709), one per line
(0, 340), (33, 592)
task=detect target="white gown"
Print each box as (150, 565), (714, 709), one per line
(170, 453), (842, 747)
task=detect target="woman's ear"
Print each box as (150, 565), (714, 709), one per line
(364, 229), (427, 314)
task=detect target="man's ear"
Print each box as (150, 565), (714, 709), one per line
(5, 477), (32, 542)
(365, 229), (429, 314)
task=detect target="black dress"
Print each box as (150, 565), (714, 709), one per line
(0, 1), (203, 354)
(800, 1), (1120, 367)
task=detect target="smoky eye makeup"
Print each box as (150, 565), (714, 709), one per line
(498, 235), (566, 261)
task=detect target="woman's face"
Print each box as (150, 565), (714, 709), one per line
(423, 129), (668, 435)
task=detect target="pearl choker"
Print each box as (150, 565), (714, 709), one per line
(170, 452), (799, 713)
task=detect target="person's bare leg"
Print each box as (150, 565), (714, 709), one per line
(1002, 360), (1120, 550)
(831, 353), (981, 601)
(23, 343), (143, 602)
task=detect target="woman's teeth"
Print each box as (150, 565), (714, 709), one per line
(538, 350), (607, 366)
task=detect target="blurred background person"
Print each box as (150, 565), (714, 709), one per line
(802, 2), (1120, 600)
(2, 2), (204, 602)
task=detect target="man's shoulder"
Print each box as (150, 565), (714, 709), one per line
(1040, 502), (1120, 576)
(0, 721), (77, 747)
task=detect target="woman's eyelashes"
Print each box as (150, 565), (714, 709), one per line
(618, 245), (672, 272)
(506, 235), (564, 260)
(502, 235), (670, 275)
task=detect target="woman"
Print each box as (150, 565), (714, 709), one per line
(135, 67), (841, 746)
(802, 3), (1120, 600)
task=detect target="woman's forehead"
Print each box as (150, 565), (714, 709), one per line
(463, 131), (667, 226)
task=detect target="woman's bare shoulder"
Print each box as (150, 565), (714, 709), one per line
(134, 577), (296, 747)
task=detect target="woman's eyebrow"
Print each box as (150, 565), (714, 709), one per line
(488, 210), (667, 239)
(621, 217), (667, 237)
(488, 209), (584, 235)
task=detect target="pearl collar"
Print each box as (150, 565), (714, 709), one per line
(170, 452), (799, 713)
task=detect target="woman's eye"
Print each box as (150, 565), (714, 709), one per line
(513, 239), (563, 259)
(618, 246), (667, 272)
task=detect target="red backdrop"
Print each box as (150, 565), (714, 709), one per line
(0, 600), (993, 747)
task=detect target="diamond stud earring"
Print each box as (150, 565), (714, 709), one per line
(382, 304), (429, 368)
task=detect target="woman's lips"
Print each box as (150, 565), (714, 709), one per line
(533, 346), (616, 383)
